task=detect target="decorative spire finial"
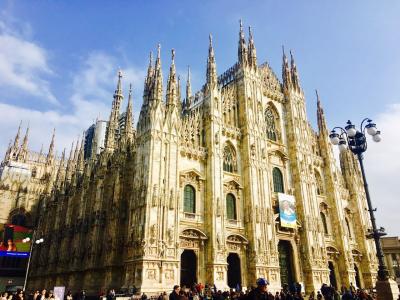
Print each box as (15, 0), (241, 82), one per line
(207, 34), (217, 87)
(13, 121), (22, 149)
(238, 19), (247, 65)
(47, 128), (56, 163)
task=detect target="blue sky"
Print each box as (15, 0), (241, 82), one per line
(0, 1), (399, 235)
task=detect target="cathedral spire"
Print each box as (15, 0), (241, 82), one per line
(13, 121), (22, 149)
(124, 83), (134, 144)
(18, 124), (29, 162)
(73, 135), (80, 163)
(185, 66), (192, 108)
(115, 69), (123, 97)
(105, 71), (124, 151)
(47, 128), (55, 163)
(238, 19), (248, 66)
(177, 75), (181, 103)
(282, 46), (292, 90)
(54, 148), (66, 190)
(166, 49), (178, 107)
(76, 134), (85, 173)
(152, 44), (163, 103)
(316, 90), (329, 135)
(290, 50), (301, 91)
(144, 51), (154, 103)
(64, 141), (75, 183)
(206, 34), (217, 87)
(247, 26), (257, 68)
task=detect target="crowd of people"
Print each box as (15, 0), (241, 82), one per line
(0, 289), (84, 300)
(2, 279), (398, 300)
(141, 279), (379, 300)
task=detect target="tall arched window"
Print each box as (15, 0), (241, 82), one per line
(226, 193), (237, 220)
(345, 217), (352, 238)
(223, 144), (237, 173)
(320, 212), (329, 234)
(315, 171), (324, 195)
(272, 167), (284, 193)
(265, 107), (278, 141)
(183, 185), (196, 213)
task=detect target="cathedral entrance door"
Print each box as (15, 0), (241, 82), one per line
(278, 240), (294, 289)
(227, 253), (242, 289)
(180, 250), (197, 288)
(354, 264), (362, 288)
(328, 261), (337, 289)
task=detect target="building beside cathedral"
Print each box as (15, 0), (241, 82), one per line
(1, 22), (380, 294)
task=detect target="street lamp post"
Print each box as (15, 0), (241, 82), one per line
(329, 118), (388, 281)
(22, 232), (44, 291)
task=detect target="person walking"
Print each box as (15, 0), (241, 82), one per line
(169, 286), (180, 300)
(247, 278), (269, 300)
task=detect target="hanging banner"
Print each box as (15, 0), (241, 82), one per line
(54, 286), (65, 300)
(278, 193), (297, 228)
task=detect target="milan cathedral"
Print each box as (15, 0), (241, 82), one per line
(0, 22), (378, 294)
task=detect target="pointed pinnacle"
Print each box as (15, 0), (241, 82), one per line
(248, 26), (253, 40)
(187, 65), (191, 83)
(157, 44), (161, 59)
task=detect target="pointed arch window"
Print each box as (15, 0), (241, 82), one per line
(223, 144), (237, 173)
(226, 193), (237, 220)
(272, 167), (284, 193)
(315, 171), (324, 195)
(265, 107), (278, 141)
(183, 185), (196, 213)
(320, 212), (329, 234)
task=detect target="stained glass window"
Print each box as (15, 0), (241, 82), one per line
(265, 108), (277, 141)
(223, 145), (237, 173)
(226, 193), (237, 220)
(273, 167), (284, 193)
(184, 185), (195, 213)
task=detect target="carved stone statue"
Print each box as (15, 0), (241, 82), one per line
(152, 184), (158, 206)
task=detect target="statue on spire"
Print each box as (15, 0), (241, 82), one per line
(206, 34), (217, 88)
(282, 46), (292, 90)
(247, 26), (257, 69)
(185, 66), (192, 109)
(105, 71), (124, 152)
(166, 49), (178, 107)
(152, 44), (163, 103)
(238, 19), (248, 66)
(13, 121), (22, 149)
(143, 51), (154, 105)
(290, 50), (301, 91)
(18, 124), (29, 162)
(316, 90), (328, 135)
(124, 83), (134, 145)
(47, 128), (56, 164)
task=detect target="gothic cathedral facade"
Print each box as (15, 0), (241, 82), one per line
(1, 23), (378, 294)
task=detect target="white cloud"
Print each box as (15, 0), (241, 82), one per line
(364, 103), (400, 236)
(0, 20), (57, 104)
(0, 51), (145, 158)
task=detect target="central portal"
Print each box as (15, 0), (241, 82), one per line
(328, 261), (337, 288)
(278, 240), (294, 288)
(227, 253), (241, 289)
(180, 250), (197, 288)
